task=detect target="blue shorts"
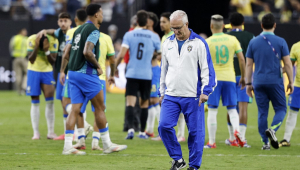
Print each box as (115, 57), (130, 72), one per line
(56, 73), (64, 100)
(236, 76), (252, 103)
(81, 80), (106, 113)
(26, 70), (55, 96)
(68, 71), (102, 104)
(62, 79), (70, 98)
(207, 81), (237, 107)
(150, 66), (160, 98)
(288, 86), (300, 109)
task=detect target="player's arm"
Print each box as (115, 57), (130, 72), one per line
(28, 36), (41, 64)
(108, 55), (115, 85)
(37, 29), (56, 38)
(43, 40), (57, 65)
(159, 43), (168, 103)
(83, 42), (102, 75)
(282, 55), (294, 95)
(245, 57), (254, 97)
(236, 51), (246, 89)
(59, 43), (71, 85)
(115, 46), (128, 72)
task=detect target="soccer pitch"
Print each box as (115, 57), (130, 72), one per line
(0, 91), (299, 170)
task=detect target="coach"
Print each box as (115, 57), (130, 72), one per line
(158, 10), (216, 170)
(246, 13), (294, 150)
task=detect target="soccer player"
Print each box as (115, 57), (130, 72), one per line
(280, 41), (300, 147)
(225, 12), (254, 148)
(116, 10), (161, 139)
(26, 33), (58, 140)
(205, 14), (246, 149)
(159, 10), (216, 170)
(37, 12), (73, 140)
(246, 13), (293, 150)
(60, 4), (127, 155)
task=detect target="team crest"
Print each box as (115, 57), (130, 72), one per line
(187, 45), (193, 52)
(53, 44), (57, 48)
(72, 34), (81, 50)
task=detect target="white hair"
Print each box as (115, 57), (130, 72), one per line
(170, 10), (188, 24)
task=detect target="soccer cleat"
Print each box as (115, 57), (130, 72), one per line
(62, 148), (86, 155)
(137, 133), (149, 139)
(151, 135), (162, 141)
(73, 138), (86, 150)
(53, 134), (65, 140)
(177, 136), (186, 142)
(84, 124), (93, 137)
(265, 128), (279, 149)
(279, 139), (290, 147)
(242, 140), (251, 148)
(103, 143), (127, 154)
(170, 158), (187, 170)
(125, 131), (134, 140)
(234, 130), (244, 147)
(261, 144), (270, 150)
(91, 145), (103, 151)
(204, 142), (216, 149)
(47, 133), (57, 139)
(225, 139), (239, 147)
(187, 167), (196, 170)
(145, 132), (155, 137)
(32, 134), (40, 140)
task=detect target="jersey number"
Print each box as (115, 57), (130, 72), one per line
(137, 43), (144, 60)
(215, 45), (229, 64)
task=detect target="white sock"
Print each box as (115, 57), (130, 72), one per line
(92, 131), (100, 147)
(239, 125), (247, 141)
(146, 107), (155, 134)
(283, 109), (298, 142)
(74, 125), (78, 141)
(30, 102), (40, 135)
(66, 104), (72, 114)
(100, 123), (112, 149)
(177, 113), (185, 138)
(82, 111), (91, 128)
(77, 128), (85, 140)
(208, 108), (218, 144)
(64, 133), (73, 150)
(63, 117), (67, 132)
(45, 99), (55, 135)
(128, 128), (134, 133)
(228, 109), (240, 132)
(227, 124), (235, 141)
(155, 104), (161, 123)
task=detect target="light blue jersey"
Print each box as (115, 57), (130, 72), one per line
(122, 28), (160, 80)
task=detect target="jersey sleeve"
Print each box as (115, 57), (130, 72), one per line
(153, 34), (161, 52)
(234, 37), (242, 54)
(281, 39), (290, 57)
(86, 30), (100, 45)
(66, 29), (73, 44)
(290, 44), (297, 61)
(27, 36), (35, 52)
(121, 32), (130, 49)
(246, 39), (253, 59)
(49, 38), (59, 53)
(106, 36), (115, 57)
(54, 28), (60, 38)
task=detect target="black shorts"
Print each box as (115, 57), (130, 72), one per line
(125, 78), (152, 100)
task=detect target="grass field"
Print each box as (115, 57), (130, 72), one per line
(0, 91), (299, 170)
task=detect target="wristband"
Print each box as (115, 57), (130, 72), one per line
(45, 51), (50, 56)
(246, 83), (252, 85)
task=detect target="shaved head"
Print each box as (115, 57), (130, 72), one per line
(211, 14), (224, 30)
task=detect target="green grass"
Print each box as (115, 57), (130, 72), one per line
(0, 91), (299, 170)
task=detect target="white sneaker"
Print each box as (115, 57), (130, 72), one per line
(73, 138), (86, 150)
(84, 124), (93, 137)
(92, 145), (103, 151)
(32, 133), (40, 140)
(177, 136), (186, 142)
(103, 143), (127, 154)
(62, 148), (86, 155)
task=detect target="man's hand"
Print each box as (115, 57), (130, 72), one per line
(37, 29), (47, 38)
(108, 76), (115, 85)
(199, 94), (208, 106)
(239, 77), (246, 90)
(286, 83), (294, 95)
(59, 72), (66, 86)
(246, 85), (254, 98)
(97, 67), (103, 76)
(159, 96), (164, 104)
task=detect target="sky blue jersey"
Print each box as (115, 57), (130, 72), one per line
(122, 28), (161, 80)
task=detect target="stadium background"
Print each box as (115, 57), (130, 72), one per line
(0, 0), (300, 169)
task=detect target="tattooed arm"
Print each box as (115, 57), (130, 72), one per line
(83, 41), (102, 75)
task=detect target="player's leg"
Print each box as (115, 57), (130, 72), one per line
(206, 81), (222, 148)
(181, 98), (204, 170)
(253, 84), (270, 150)
(158, 96), (184, 169)
(41, 71), (56, 139)
(177, 113), (186, 142)
(146, 97), (159, 137)
(26, 70), (42, 139)
(280, 87), (300, 146)
(21, 58), (28, 94)
(13, 58), (22, 94)
(72, 99), (88, 150)
(267, 83), (286, 149)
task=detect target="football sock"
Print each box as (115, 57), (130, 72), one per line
(146, 106), (155, 134)
(283, 109), (298, 142)
(100, 123), (112, 149)
(65, 104), (72, 114)
(45, 97), (55, 135)
(154, 103), (161, 122)
(239, 124), (247, 141)
(82, 111), (90, 128)
(125, 106), (134, 129)
(64, 130), (74, 150)
(30, 100), (40, 135)
(77, 128), (85, 140)
(178, 158), (183, 163)
(140, 108), (148, 132)
(208, 108), (218, 144)
(177, 113), (185, 138)
(228, 108), (240, 132)
(92, 131), (100, 147)
(227, 123), (235, 141)
(63, 114), (68, 132)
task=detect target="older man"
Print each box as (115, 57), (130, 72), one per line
(159, 10), (216, 170)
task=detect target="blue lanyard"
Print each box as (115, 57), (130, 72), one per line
(231, 28), (242, 32)
(260, 34), (279, 59)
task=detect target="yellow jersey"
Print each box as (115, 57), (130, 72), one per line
(290, 41), (300, 87)
(27, 34), (58, 72)
(161, 31), (174, 45)
(66, 26), (81, 44)
(231, 0), (256, 16)
(206, 33), (242, 82)
(99, 32), (115, 80)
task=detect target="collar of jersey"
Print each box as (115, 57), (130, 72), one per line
(212, 32), (224, 36)
(261, 31), (275, 35)
(86, 20), (93, 24)
(169, 29), (200, 41)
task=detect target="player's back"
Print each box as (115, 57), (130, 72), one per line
(124, 29), (160, 80)
(99, 32), (114, 80)
(206, 33), (242, 82)
(290, 41), (300, 87)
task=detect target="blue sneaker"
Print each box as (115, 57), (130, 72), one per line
(125, 131), (134, 140)
(137, 132), (149, 139)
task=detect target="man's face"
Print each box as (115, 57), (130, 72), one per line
(170, 18), (187, 40)
(160, 16), (170, 32)
(147, 18), (153, 28)
(96, 8), (103, 25)
(58, 18), (71, 31)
